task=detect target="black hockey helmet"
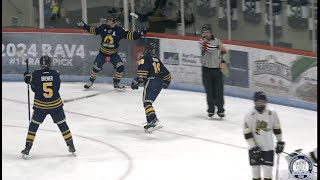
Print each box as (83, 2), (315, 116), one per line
(201, 24), (212, 33)
(143, 42), (156, 56)
(40, 55), (52, 69)
(106, 14), (118, 23)
(253, 91), (267, 102)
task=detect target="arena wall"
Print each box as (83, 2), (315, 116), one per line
(2, 28), (317, 110)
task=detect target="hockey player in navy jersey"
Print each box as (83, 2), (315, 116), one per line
(77, 14), (147, 89)
(21, 56), (76, 157)
(131, 43), (172, 133)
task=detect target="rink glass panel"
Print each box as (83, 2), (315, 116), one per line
(87, 0), (124, 26)
(2, 0), (40, 28)
(43, 0), (82, 29)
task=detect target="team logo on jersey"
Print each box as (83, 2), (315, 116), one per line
(288, 154), (313, 179)
(255, 120), (270, 134)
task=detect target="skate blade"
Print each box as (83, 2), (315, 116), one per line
(70, 152), (77, 156)
(145, 125), (163, 134)
(22, 154), (28, 159)
(114, 88), (126, 91)
(210, 117), (224, 120)
(83, 87), (92, 91)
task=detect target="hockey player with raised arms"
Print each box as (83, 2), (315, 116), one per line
(131, 42), (171, 133)
(243, 91), (285, 180)
(76, 14), (147, 89)
(21, 56), (76, 157)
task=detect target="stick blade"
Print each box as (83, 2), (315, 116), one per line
(130, 12), (139, 19)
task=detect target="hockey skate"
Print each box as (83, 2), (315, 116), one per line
(67, 140), (76, 156)
(113, 83), (126, 90)
(21, 142), (33, 159)
(208, 113), (214, 118)
(144, 119), (163, 133)
(84, 81), (93, 90)
(217, 112), (225, 118)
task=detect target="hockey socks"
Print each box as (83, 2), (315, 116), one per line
(57, 121), (73, 145)
(25, 121), (40, 144)
(89, 68), (100, 82)
(113, 63), (124, 85)
(21, 121), (40, 155)
(144, 103), (157, 123)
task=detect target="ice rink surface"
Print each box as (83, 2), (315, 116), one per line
(2, 82), (317, 180)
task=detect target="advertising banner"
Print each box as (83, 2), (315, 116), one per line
(2, 32), (140, 78)
(160, 38), (249, 87)
(250, 51), (317, 103)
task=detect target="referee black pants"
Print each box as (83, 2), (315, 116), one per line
(202, 66), (225, 114)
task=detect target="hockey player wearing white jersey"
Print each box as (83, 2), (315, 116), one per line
(243, 91), (285, 180)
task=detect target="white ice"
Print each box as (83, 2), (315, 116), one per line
(2, 82), (317, 180)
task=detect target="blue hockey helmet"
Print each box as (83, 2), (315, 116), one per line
(143, 42), (156, 56)
(40, 55), (52, 69)
(106, 14), (118, 23)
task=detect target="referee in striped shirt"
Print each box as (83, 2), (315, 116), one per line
(199, 24), (228, 118)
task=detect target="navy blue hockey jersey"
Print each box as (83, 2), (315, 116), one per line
(137, 54), (172, 82)
(30, 69), (63, 109)
(82, 24), (143, 55)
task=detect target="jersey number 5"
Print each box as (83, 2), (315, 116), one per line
(43, 82), (53, 98)
(153, 62), (160, 74)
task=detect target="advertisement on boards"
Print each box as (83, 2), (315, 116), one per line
(250, 52), (317, 103)
(2, 32), (136, 77)
(160, 38), (249, 87)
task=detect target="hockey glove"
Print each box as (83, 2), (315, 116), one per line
(202, 41), (209, 50)
(251, 146), (262, 159)
(23, 71), (32, 84)
(76, 20), (85, 28)
(276, 141), (285, 154)
(131, 78), (139, 90)
(200, 40), (209, 54)
(140, 28), (147, 37)
(162, 80), (170, 89)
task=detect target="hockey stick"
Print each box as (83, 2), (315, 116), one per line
(26, 59), (31, 122)
(275, 153), (280, 180)
(130, 12), (147, 43)
(17, 52), (31, 122)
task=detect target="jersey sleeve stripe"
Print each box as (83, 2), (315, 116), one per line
(137, 72), (148, 75)
(163, 74), (172, 81)
(129, 31), (133, 40)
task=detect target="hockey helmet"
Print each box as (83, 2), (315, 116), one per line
(40, 55), (52, 69)
(143, 42), (156, 56)
(253, 91), (267, 102)
(106, 14), (118, 23)
(201, 24), (212, 33)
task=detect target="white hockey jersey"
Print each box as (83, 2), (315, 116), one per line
(243, 107), (282, 151)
